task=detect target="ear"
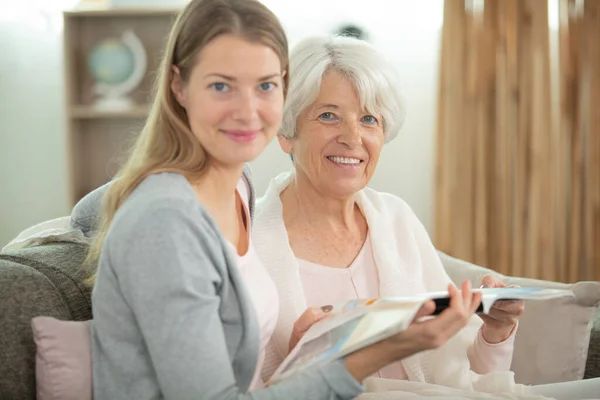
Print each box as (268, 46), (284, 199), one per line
(170, 65), (187, 108)
(277, 134), (293, 155)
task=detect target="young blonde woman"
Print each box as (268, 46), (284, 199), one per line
(80, 0), (482, 399)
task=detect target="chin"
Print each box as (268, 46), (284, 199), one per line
(233, 149), (265, 165)
(327, 181), (366, 198)
(225, 141), (267, 163)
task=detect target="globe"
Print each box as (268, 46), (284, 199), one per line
(88, 38), (136, 85)
(87, 30), (147, 110)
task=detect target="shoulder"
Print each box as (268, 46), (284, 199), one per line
(360, 187), (418, 220)
(358, 187), (431, 242)
(121, 173), (198, 214)
(107, 173), (221, 251)
(254, 170), (294, 221)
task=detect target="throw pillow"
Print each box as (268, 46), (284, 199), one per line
(31, 317), (92, 400)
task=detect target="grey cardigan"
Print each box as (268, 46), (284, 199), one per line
(73, 171), (363, 400)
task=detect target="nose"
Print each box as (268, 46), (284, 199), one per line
(337, 120), (362, 147)
(233, 89), (259, 124)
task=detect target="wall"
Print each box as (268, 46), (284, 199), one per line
(0, 0), (444, 246)
(0, 0), (79, 247)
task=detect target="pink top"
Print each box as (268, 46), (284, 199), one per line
(226, 178), (279, 391)
(297, 234), (515, 379)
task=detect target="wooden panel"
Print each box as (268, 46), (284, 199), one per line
(567, 0), (585, 283)
(459, 1), (477, 262)
(492, 0), (520, 277)
(76, 118), (144, 201)
(504, 0), (520, 277)
(66, 8), (180, 17)
(71, 104), (149, 118)
(556, 0), (572, 283)
(583, 0), (600, 281)
(64, 15), (79, 205)
(435, 0), (563, 280)
(434, 0), (467, 255)
(527, 0), (554, 281)
(473, 2), (498, 269)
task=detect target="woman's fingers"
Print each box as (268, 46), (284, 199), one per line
(424, 282), (478, 333)
(480, 274), (506, 289)
(414, 283), (468, 334)
(289, 306), (331, 352)
(412, 300), (436, 321)
(492, 299), (524, 314)
(480, 306), (520, 325)
(461, 281), (472, 311)
(294, 307), (327, 332)
(396, 281), (482, 352)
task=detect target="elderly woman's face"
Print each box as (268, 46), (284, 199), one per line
(280, 69), (384, 197)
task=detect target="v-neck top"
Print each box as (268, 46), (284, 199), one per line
(226, 178), (280, 390)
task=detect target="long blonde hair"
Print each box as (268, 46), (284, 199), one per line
(85, 0), (289, 284)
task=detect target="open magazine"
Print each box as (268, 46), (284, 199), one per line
(267, 287), (573, 384)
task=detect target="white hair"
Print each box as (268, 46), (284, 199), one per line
(280, 35), (407, 143)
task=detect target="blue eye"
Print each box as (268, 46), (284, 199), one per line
(362, 115), (378, 125)
(318, 112), (337, 121)
(259, 82), (276, 92)
(210, 82), (229, 92)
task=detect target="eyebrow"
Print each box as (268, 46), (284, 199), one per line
(313, 103), (340, 110)
(204, 73), (281, 81)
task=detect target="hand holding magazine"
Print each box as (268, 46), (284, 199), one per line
(268, 286), (573, 384)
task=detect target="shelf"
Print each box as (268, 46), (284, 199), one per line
(63, 6), (175, 206)
(66, 7), (180, 17)
(70, 105), (149, 119)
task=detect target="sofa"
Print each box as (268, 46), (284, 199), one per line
(0, 240), (599, 399)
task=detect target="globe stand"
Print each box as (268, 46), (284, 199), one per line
(89, 29), (147, 112)
(92, 94), (136, 112)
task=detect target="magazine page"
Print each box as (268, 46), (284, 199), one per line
(268, 298), (427, 383)
(423, 287), (574, 314)
(268, 287), (574, 384)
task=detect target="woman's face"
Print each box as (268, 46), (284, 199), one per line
(280, 69), (385, 198)
(171, 34), (285, 169)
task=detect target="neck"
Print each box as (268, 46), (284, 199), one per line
(190, 162), (245, 213)
(282, 171), (358, 232)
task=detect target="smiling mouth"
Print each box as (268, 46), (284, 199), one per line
(221, 129), (260, 143)
(326, 156), (363, 165)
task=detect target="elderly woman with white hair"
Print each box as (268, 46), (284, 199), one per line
(253, 34), (523, 389)
(252, 36), (600, 399)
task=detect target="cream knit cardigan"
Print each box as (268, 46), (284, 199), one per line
(253, 171), (534, 396)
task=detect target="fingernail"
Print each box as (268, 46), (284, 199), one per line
(321, 305), (333, 313)
(480, 284), (490, 289)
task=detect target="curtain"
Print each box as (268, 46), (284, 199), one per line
(434, 0), (599, 282)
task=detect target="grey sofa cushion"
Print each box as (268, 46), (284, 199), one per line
(585, 311), (600, 379)
(0, 242), (92, 400)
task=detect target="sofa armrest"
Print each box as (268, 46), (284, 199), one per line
(585, 309), (600, 379)
(0, 242), (92, 400)
(0, 260), (74, 400)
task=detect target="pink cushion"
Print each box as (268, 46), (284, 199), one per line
(31, 317), (92, 400)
